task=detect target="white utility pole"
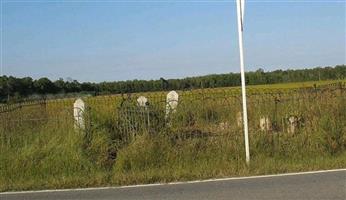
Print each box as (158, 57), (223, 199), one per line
(236, 0), (250, 164)
(0, 0), (3, 77)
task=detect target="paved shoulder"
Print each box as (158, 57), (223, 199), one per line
(2, 170), (346, 200)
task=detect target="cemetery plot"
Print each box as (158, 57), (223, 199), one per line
(1, 84), (345, 143)
(0, 81), (345, 192)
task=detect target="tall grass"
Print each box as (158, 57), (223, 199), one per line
(0, 82), (345, 192)
(0, 121), (108, 191)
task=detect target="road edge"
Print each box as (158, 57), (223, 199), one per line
(1, 168), (346, 195)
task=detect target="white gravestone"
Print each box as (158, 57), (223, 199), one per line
(137, 96), (150, 126)
(165, 91), (179, 119)
(287, 115), (300, 134)
(137, 96), (148, 108)
(260, 116), (271, 131)
(74, 98), (85, 130)
(219, 122), (230, 131)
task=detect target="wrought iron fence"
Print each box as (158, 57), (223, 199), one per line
(0, 82), (345, 145)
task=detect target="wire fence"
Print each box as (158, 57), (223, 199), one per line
(0, 82), (345, 151)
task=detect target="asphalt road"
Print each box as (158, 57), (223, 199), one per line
(1, 170), (345, 200)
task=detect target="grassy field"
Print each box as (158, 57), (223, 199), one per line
(0, 80), (345, 192)
(246, 79), (344, 89)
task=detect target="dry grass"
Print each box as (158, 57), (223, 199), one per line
(0, 81), (345, 192)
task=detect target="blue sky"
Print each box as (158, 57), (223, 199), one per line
(1, 1), (345, 82)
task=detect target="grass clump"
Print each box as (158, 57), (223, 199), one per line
(0, 122), (109, 191)
(111, 131), (346, 186)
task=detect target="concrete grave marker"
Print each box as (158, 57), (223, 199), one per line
(137, 96), (149, 108)
(73, 98), (85, 130)
(137, 96), (150, 127)
(287, 115), (300, 134)
(165, 91), (179, 119)
(260, 116), (271, 131)
(219, 122), (230, 131)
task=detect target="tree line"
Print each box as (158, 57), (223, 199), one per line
(0, 65), (345, 103)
